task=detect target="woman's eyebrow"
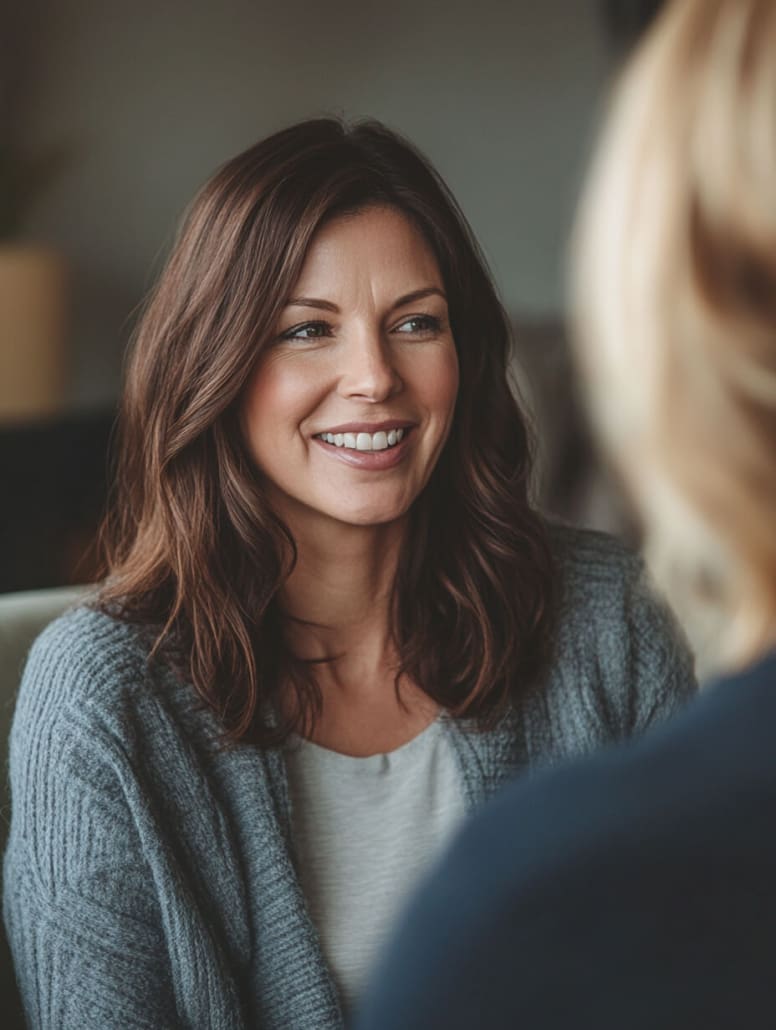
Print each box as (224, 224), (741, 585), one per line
(284, 287), (447, 313)
(285, 297), (340, 312)
(390, 287), (447, 311)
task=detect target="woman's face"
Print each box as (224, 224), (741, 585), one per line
(242, 205), (459, 535)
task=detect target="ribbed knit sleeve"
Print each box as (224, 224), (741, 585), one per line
(3, 614), (180, 1029)
(2, 608), (344, 1030)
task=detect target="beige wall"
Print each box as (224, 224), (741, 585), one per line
(14, 0), (612, 408)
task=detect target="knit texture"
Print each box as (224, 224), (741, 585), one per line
(3, 526), (695, 1029)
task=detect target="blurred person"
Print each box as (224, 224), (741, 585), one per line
(355, 1), (776, 1028)
(2, 119), (694, 1029)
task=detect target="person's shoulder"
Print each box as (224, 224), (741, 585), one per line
(16, 604), (160, 742)
(28, 603), (152, 690)
(548, 521), (680, 653)
(539, 521), (696, 742)
(548, 521), (642, 601)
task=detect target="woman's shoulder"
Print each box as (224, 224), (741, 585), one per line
(15, 604), (164, 743)
(548, 522), (641, 593)
(547, 520), (682, 653)
(548, 522), (663, 632)
(28, 602), (152, 688)
(535, 522), (696, 745)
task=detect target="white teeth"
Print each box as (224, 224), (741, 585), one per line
(317, 428), (408, 452)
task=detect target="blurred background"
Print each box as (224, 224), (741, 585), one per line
(0, 0), (665, 591)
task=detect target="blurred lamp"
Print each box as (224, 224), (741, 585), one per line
(0, 246), (68, 422)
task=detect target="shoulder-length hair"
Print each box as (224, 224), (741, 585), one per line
(572, 0), (776, 675)
(100, 118), (555, 745)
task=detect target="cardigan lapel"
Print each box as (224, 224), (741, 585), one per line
(226, 743), (346, 1029)
(444, 707), (530, 809)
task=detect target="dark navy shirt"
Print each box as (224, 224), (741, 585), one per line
(357, 649), (776, 1030)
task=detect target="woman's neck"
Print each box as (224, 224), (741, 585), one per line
(279, 517), (405, 666)
(275, 513), (439, 753)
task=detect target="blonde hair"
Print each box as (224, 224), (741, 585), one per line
(572, 0), (776, 676)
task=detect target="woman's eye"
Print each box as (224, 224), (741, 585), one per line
(281, 321), (333, 341)
(393, 315), (442, 336)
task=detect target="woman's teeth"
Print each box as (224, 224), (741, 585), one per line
(316, 428), (406, 451)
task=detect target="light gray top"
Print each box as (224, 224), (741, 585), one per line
(2, 526), (696, 1029)
(285, 718), (466, 1013)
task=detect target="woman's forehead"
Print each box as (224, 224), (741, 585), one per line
(290, 206), (443, 299)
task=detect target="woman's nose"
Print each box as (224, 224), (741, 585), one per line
(338, 331), (403, 402)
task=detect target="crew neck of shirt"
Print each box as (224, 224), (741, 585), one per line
(287, 714), (445, 772)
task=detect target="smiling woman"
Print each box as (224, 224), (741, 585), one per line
(3, 119), (696, 1029)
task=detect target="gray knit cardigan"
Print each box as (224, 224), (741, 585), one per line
(3, 527), (695, 1029)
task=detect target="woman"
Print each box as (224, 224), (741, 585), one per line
(3, 119), (694, 1029)
(356, 2), (776, 1028)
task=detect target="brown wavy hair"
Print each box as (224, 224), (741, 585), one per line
(99, 118), (556, 745)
